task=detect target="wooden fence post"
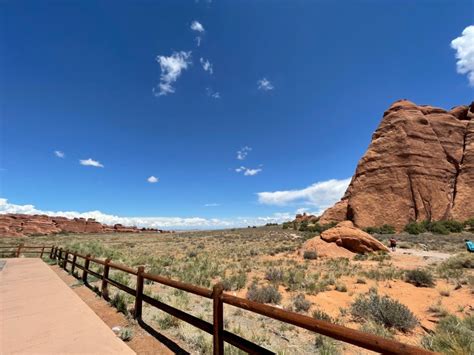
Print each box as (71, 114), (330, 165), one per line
(54, 246), (58, 259)
(40, 246), (45, 259)
(71, 254), (77, 276)
(212, 283), (224, 355)
(58, 248), (63, 266)
(134, 266), (145, 320)
(83, 254), (91, 283)
(63, 250), (69, 271)
(50, 246), (55, 259)
(16, 244), (23, 257)
(101, 258), (111, 300)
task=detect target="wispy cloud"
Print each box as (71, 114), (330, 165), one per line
(257, 178), (351, 213)
(204, 203), (220, 207)
(257, 78), (274, 91)
(235, 166), (262, 176)
(200, 57), (213, 74)
(206, 87), (220, 99)
(236, 146), (252, 160)
(0, 198), (291, 229)
(147, 176), (159, 183)
(191, 21), (205, 47)
(451, 25), (474, 86)
(153, 51), (192, 96)
(79, 158), (104, 168)
(54, 150), (65, 158)
(190, 21), (205, 33)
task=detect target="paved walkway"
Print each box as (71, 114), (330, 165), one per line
(0, 258), (135, 355)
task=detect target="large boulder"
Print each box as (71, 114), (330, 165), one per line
(320, 221), (389, 254)
(320, 100), (474, 230)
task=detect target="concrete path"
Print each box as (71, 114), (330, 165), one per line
(0, 258), (135, 355)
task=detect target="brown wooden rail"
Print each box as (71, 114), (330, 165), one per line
(1, 244), (435, 355)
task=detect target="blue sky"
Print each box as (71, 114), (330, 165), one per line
(1, 1), (473, 228)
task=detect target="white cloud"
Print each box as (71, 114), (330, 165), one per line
(235, 166), (262, 176)
(79, 158), (104, 168)
(200, 57), (213, 74)
(257, 178), (351, 213)
(204, 203), (220, 207)
(257, 78), (274, 91)
(0, 198), (291, 229)
(54, 150), (65, 158)
(237, 146), (252, 160)
(196, 36), (202, 47)
(206, 87), (220, 99)
(451, 25), (474, 86)
(190, 21), (205, 33)
(153, 51), (192, 96)
(147, 176), (159, 183)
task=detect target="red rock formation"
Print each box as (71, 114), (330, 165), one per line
(320, 221), (389, 253)
(0, 214), (165, 237)
(294, 213), (319, 224)
(320, 100), (474, 230)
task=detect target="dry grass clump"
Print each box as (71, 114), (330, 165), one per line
(421, 315), (474, 354)
(246, 282), (282, 304)
(405, 269), (435, 287)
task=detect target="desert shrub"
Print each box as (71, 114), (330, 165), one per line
(284, 267), (307, 291)
(404, 222), (426, 235)
(293, 293), (311, 312)
(110, 292), (128, 315)
(350, 291), (418, 332)
(353, 253), (368, 261)
(303, 250), (317, 260)
(464, 218), (474, 230)
(110, 272), (131, 287)
(361, 267), (402, 281)
(364, 225), (395, 234)
(222, 271), (247, 291)
(421, 315), (474, 354)
(334, 282), (347, 292)
(360, 321), (394, 339)
(437, 253), (474, 279)
(312, 309), (334, 323)
(265, 268), (284, 283)
(314, 334), (340, 354)
(405, 269), (435, 287)
(404, 220), (465, 235)
(156, 313), (180, 329)
(246, 283), (282, 304)
(119, 327), (133, 341)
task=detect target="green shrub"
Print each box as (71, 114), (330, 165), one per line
(119, 327), (133, 341)
(222, 271), (247, 291)
(360, 321), (394, 339)
(265, 268), (284, 283)
(364, 225), (396, 234)
(405, 269), (435, 287)
(246, 283), (282, 304)
(314, 334), (340, 354)
(421, 315), (474, 354)
(404, 222), (426, 235)
(350, 291), (418, 332)
(110, 292), (128, 315)
(312, 309), (334, 323)
(293, 293), (311, 312)
(156, 313), (180, 329)
(303, 250), (317, 260)
(404, 220), (465, 235)
(464, 218), (474, 230)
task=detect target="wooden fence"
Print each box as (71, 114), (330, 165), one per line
(1, 244), (435, 355)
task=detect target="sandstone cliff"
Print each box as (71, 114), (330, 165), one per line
(0, 214), (167, 237)
(319, 100), (474, 230)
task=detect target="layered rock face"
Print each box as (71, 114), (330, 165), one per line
(320, 100), (474, 230)
(0, 214), (166, 237)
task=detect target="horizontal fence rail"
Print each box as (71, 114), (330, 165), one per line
(1, 244), (435, 355)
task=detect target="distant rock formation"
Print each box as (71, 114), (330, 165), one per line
(0, 214), (168, 237)
(320, 100), (474, 230)
(294, 213), (319, 224)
